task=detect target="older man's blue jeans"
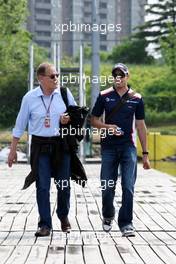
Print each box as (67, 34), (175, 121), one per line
(36, 151), (71, 229)
(100, 143), (137, 230)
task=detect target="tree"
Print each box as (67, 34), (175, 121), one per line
(0, 0), (48, 127)
(160, 23), (176, 71)
(135, 0), (176, 49)
(109, 38), (154, 64)
(0, 0), (31, 72)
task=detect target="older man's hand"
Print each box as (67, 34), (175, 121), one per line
(60, 113), (71, 125)
(8, 150), (17, 167)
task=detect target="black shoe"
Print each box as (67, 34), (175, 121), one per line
(35, 226), (51, 237)
(60, 217), (71, 233)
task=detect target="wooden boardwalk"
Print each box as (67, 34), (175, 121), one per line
(0, 163), (176, 264)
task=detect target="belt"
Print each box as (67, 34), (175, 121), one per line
(32, 135), (61, 141)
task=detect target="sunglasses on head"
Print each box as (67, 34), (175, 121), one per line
(43, 73), (59, 79)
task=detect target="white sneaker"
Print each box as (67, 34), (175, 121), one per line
(102, 219), (113, 232)
(121, 225), (135, 237)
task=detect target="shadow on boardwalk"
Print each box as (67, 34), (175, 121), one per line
(0, 163), (176, 264)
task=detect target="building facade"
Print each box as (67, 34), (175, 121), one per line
(27, 0), (146, 57)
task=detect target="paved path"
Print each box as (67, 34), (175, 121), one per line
(0, 163), (176, 264)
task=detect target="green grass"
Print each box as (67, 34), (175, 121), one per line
(148, 125), (176, 135)
(0, 129), (27, 143)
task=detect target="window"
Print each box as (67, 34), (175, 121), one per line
(85, 1), (91, 7)
(36, 20), (51, 26)
(84, 33), (91, 41)
(100, 45), (107, 51)
(100, 13), (107, 19)
(36, 31), (51, 37)
(100, 35), (107, 41)
(100, 3), (107, 9)
(35, 8), (51, 15)
(84, 12), (91, 17)
(36, 0), (51, 2)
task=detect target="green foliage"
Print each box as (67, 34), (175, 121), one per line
(84, 45), (92, 60)
(145, 110), (176, 126)
(85, 64), (176, 126)
(160, 23), (176, 72)
(109, 38), (154, 64)
(0, 0), (49, 127)
(0, 0), (27, 35)
(144, 95), (176, 112)
(100, 51), (110, 62)
(135, 0), (176, 49)
(76, 45), (110, 63)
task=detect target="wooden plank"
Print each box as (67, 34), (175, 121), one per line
(50, 214), (61, 232)
(0, 246), (15, 263)
(100, 245), (124, 264)
(18, 231), (36, 246)
(139, 232), (164, 245)
(1, 163), (176, 264)
(25, 206), (38, 231)
(134, 203), (160, 231)
(35, 234), (52, 246)
(83, 245), (104, 264)
(133, 216), (148, 231)
(153, 231), (176, 245)
(76, 190), (93, 231)
(88, 215), (103, 231)
(65, 245), (84, 264)
(51, 232), (67, 246)
(117, 244), (144, 264)
(68, 216), (80, 231)
(81, 231), (99, 245)
(5, 245), (31, 264)
(2, 231), (23, 246)
(0, 232), (9, 245)
(167, 231), (176, 241)
(127, 232), (148, 245)
(140, 203), (176, 230)
(10, 213), (27, 232)
(45, 245), (65, 264)
(67, 231), (82, 245)
(97, 232), (114, 245)
(134, 245), (164, 264)
(111, 232), (132, 246)
(0, 215), (14, 231)
(150, 204), (176, 229)
(25, 245), (48, 264)
(151, 245), (176, 264)
(168, 245), (176, 255)
(76, 215), (93, 231)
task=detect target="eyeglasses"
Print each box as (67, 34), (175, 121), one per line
(43, 73), (59, 79)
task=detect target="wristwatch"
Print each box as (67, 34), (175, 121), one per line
(142, 151), (149, 155)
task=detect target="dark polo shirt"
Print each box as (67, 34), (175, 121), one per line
(91, 87), (145, 146)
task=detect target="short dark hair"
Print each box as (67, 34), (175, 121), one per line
(36, 62), (54, 76)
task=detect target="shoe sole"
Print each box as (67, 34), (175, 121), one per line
(35, 233), (50, 237)
(62, 228), (71, 233)
(122, 232), (135, 237)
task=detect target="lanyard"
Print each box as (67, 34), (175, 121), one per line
(41, 94), (54, 116)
